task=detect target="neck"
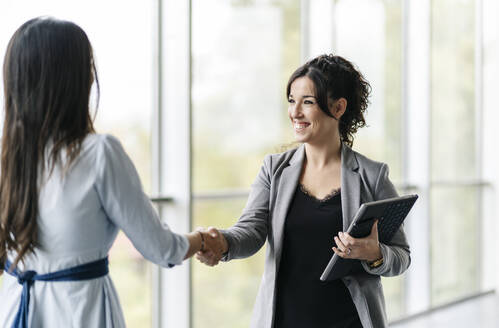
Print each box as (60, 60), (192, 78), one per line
(304, 138), (342, 169)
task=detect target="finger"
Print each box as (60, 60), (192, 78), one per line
(340, 232), (357, 247)
(204, 251), (221, 261)
(338, 232), (348, 246)
(195, 255), (207, 264)
(336, 235), (354, 257)
(198, 255), (214, 266)
(198, 250), (214, 262)
(206, 256), (220, 266)
(370, 220), (379, 237)
(338, 232), (353, 248)
(195, 252), (207, 259)
(195, 252), (209, 261)
(334, 236), (347, 252)
(207, 226), (219, 238)
(333, 247), (347, 258)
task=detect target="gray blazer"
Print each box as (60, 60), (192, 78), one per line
(221, 144), (411, 328)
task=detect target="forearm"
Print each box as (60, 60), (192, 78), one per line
(220, 225), (267, 261)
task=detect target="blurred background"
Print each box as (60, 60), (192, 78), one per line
(1, 0), (498, 327)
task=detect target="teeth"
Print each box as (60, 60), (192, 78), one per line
(294, 123), (308, 130)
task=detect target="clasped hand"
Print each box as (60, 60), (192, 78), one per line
(196, 227), (228, 266)
(332, 220), (382, 262)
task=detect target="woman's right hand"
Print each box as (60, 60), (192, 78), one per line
(195, 227), (228, 266)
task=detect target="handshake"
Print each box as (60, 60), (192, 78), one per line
(194, 227), (228, 266)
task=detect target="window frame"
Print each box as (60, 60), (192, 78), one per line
(155, 0), (493, 326)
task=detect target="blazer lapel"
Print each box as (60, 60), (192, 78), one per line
(273, 145), (304, 266)
(340, 144), (361, 231)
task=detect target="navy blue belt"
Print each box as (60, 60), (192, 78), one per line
(4, 256), (109, 328)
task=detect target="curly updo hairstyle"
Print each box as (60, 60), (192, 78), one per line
(286, 54), (371, 147)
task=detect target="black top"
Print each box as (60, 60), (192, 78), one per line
(274, 185), (362, 328)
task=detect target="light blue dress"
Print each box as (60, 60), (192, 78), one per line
(0, 134), (189, 327)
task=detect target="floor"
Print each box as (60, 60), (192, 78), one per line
(390, 292), (499, 328)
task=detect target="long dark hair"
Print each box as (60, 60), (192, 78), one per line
(0, 17), (99, 272)
(286, 54), (371, 147)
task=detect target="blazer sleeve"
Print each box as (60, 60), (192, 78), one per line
(219, 155), (272, 261)
(361, 163), (411, 277)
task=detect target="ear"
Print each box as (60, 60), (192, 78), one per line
(328, 98), (347, 120)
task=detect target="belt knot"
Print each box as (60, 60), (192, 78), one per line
(17, 270), (37, 286)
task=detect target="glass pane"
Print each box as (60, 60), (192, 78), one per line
(431, 0), (475, 181)
(382, 275), (405, 321)
(334, 0), (406, 319)
(431, 186), (479, 306)
(0, 2), (154, 326)
(108, 233), (153, 326)
(192, 0), (301, 193)
(335, 0), (403, 184)
(430, 0), (478, 308)
(192, 198), (265, 328)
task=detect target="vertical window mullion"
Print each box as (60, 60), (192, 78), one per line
(300, 0), (310, 63)
(159, 0), (192, 327)
(404, 0), (432, 315)
(474, 0), (485, 292)
(152, 0), (163, 327)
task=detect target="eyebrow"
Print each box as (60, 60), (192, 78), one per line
(288, 94), (317, 99)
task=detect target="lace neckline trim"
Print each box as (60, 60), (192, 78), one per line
(299, 184), (341, 202)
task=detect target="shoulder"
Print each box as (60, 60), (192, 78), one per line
(266, 146), (301, 165)
(346, 146), (394, 196)
(82, 134), (130, 168)
(85, 133), (125, 154)
(86, 133), (121, 147)
(351, 148), (387, 173)
(344, 145), (390, 187)
(263, 145), (302, 174)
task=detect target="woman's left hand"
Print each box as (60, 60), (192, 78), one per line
(333, 220), (383, 262)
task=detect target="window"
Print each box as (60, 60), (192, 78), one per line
(191, 0), (301, 327)
(332, 0), (405, 319)
(430, 0), (479, 306)
(1, 0), (494, 326)
(334, 0), (403, 185)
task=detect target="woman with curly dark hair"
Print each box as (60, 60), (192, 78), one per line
(196, 54), (410, 328)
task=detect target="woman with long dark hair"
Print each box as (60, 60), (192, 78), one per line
(197, 54), (411, 328)
(0, 17), (224, 328)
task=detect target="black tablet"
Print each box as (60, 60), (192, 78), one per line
(320, 194), (418, 282)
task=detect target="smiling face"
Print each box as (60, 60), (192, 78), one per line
(288, 76), (342, 145)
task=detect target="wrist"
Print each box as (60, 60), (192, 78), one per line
(220, 233), (229, 255)
(198, 231), (205, 252)
(367, 256), (384, 269)
(367, 243), (383, 262)
(188, 232), (203, 252)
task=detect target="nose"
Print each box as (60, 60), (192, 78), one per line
(289, 102), (303, 118)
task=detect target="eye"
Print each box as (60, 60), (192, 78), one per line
(304, 100), (315, 105)
(288, 98), (295, 104)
